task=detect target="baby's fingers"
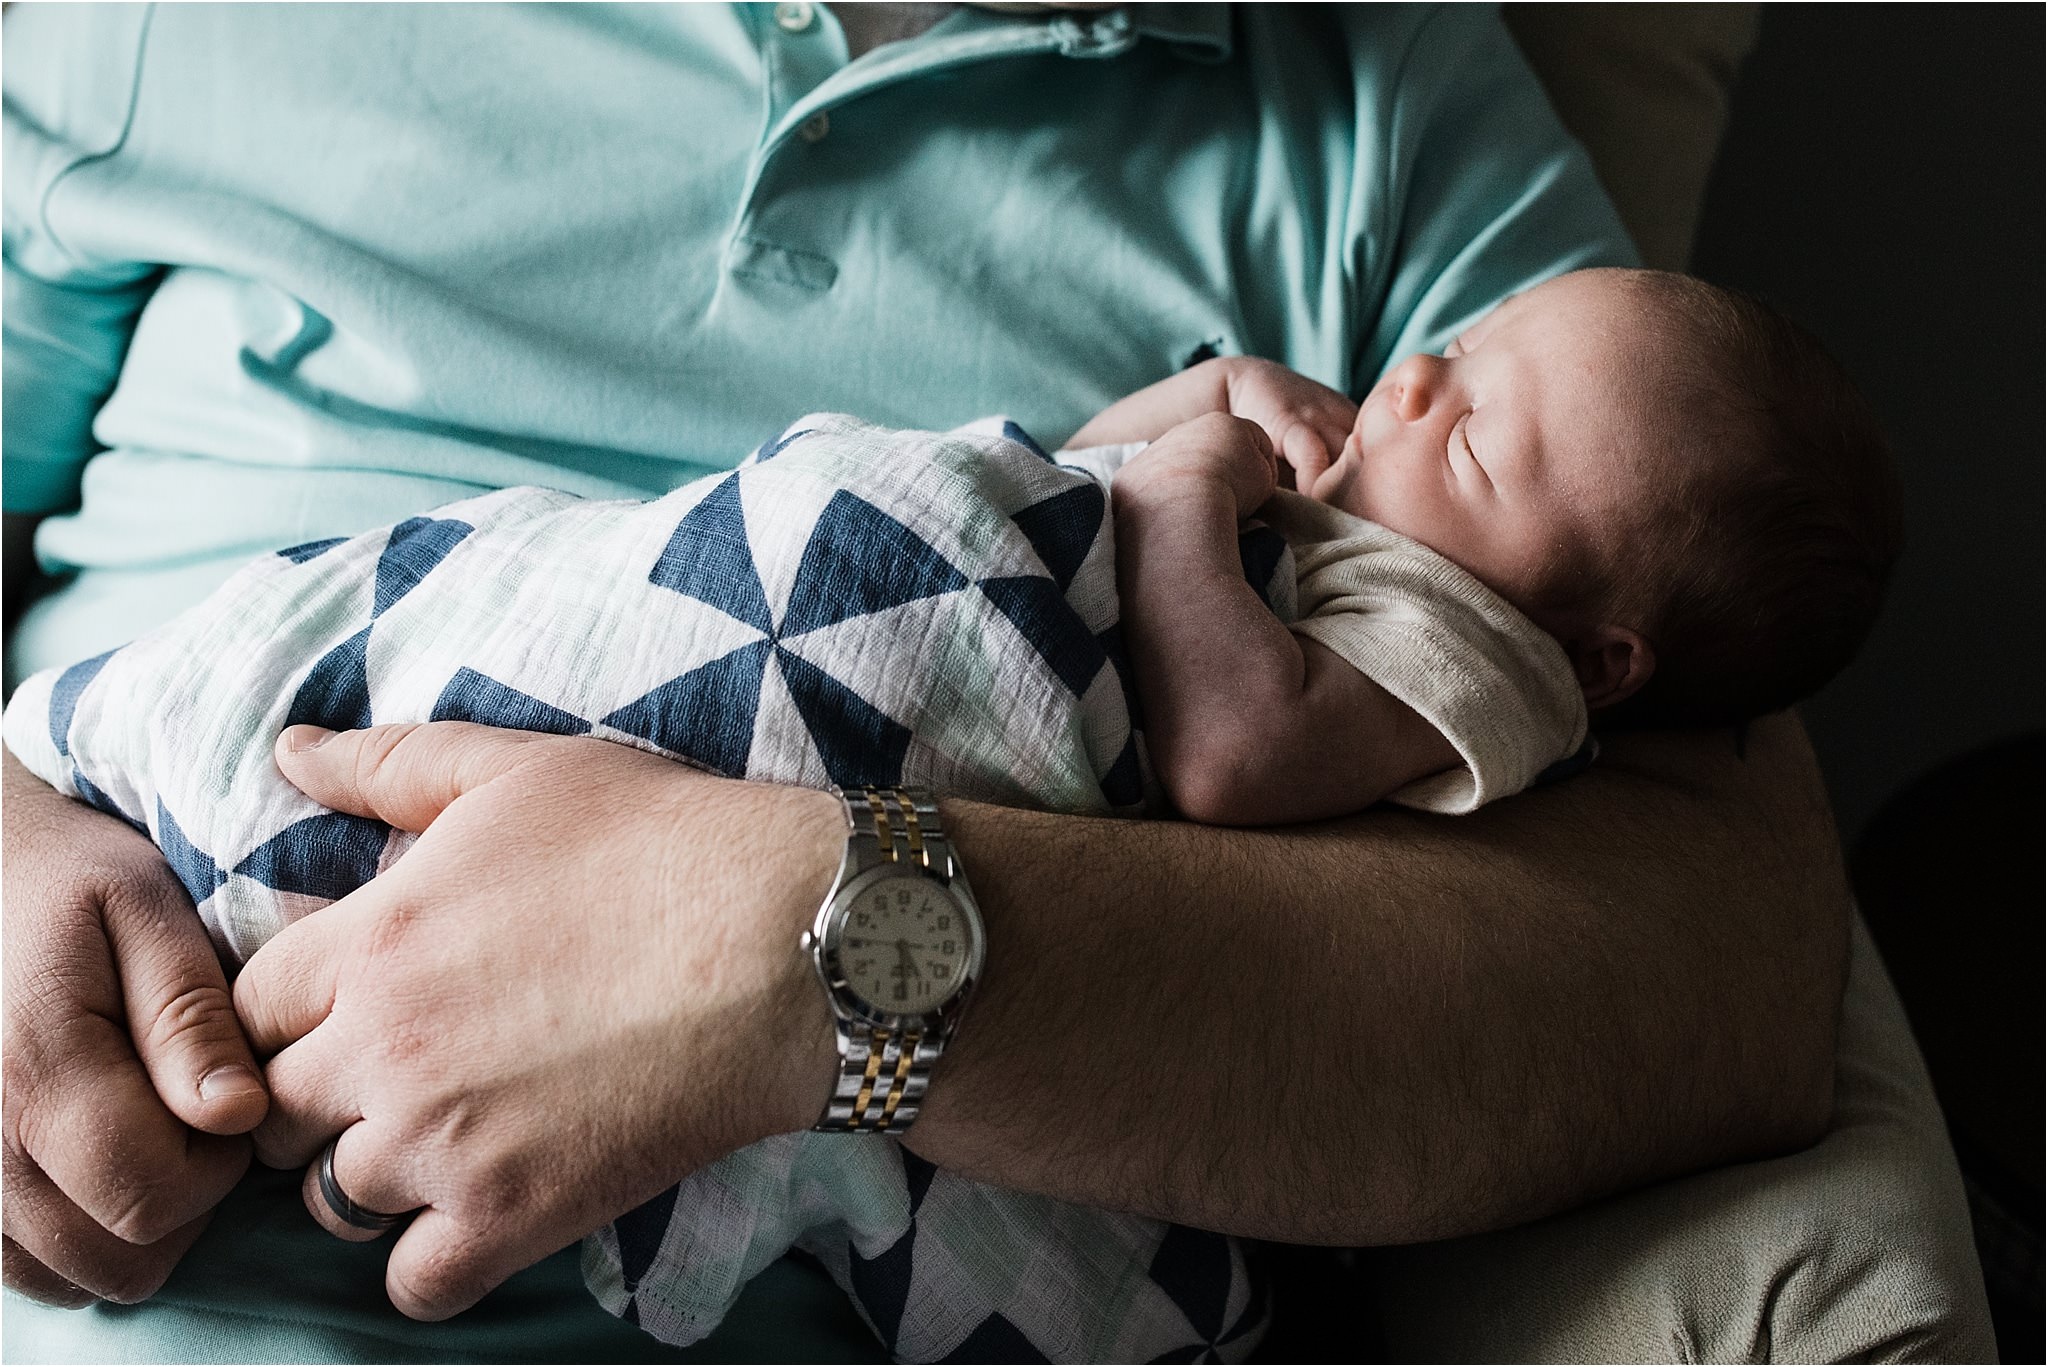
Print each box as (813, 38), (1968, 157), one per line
(1279, 424), (1332, 492)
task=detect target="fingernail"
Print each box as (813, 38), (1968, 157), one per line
(199, 1065), (263, 1101)
(281, 725), (335, 753)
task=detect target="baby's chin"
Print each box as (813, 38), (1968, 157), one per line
(1309, 452), (1370, 517)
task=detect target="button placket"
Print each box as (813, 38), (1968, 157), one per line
(731, 10), (1080, 295)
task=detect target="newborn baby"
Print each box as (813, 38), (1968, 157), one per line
(1, 267), (1897, 1361)
(1092, 266), (1901, 824)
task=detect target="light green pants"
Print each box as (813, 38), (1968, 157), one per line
(1, 1164), (885, 1365)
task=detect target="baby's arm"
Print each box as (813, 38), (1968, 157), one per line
(1114, 415), (1458, 827)
(1072, 357), (1357, 489)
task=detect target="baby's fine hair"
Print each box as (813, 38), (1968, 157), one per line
(1603, 272), (1904, 730)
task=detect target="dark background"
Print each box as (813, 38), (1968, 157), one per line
(1688, 6), (2043, 1358)
(1690, 4), (2042, 847)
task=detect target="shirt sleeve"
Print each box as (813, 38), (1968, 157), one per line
(1350, 4), (1641, 387)
(1263, 493), (1589, 815)
(3, 3), (162, 517)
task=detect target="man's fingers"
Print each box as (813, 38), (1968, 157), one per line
(233, 901), (349, 1057)
(17, 1006), (253, 1246)
(5, 1135), (225, 1302)
(102, 877), (268, 1136)
(2, 1233), (93, 1309)
(385, 1206), (537, 1322)
(274, 721), (550, 833)
(250, 1028), (358, 1171)
(299, 1123), (417, 1244)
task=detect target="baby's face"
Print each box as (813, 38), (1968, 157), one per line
(1312, 270), (1681, 623)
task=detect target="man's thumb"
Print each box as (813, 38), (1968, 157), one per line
(104, 874), (269, 1135)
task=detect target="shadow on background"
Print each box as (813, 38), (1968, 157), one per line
(1692, 8), (2043, 1361)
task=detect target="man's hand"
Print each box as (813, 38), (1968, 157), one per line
(1, 751), (269, 1306)
(234, 723), (843, 1322)
(1217, 357), (1359, 491)
(1116, 413), (1282, 519)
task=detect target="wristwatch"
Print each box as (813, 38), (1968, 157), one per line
(802, 785), (984, 1133)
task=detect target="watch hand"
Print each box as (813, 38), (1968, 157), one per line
(897, 939), (922, 977)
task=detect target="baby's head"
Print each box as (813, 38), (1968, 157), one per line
(1313, 267), (1902, 728)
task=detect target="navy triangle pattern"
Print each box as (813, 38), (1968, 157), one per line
(976, 577), (1105, 696)
(780, 491), (967, 638)
(276, 536), (346, 564)
(1095, 624), (1142, 732)
(602, 641), (772, 778)
(849, 1216), (919, 1351)
(1010, 483), (1103, 594)
(430, 668), (593, 737)
(285, 626), (375, 733)
(847, 1148), (945, 1352)
(776, 647), (913, 787)
(1148, 1225), (1234, 1346)
(901, 1150), (939, 1213)
(999, 420), (1053, 462)
(614, 1182), (683, 1328)
(1101, 736), (1145, 809)
(1213, 1245), (1271, 1351)
(648, 474), (773, 633)
(235, 812), (389, 902)
(750, 427), (813, 462)
(941, 1314), (1051, 1363)
(157, 800), (225, 907)
(47, 649), (115, 757)
(1236, 525), (1289, 614)
(74, 772), (145, 835)
(373, 517), (475, 617)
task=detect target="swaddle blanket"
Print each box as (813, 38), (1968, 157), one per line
(3, 415), (1276, 1363)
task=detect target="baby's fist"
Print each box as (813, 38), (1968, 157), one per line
(1119, 413), (1279, 517)
(1220, 358), (1359, 491)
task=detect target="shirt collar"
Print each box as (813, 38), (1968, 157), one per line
(1127, 4), (1232, 62)
(1028, 4), (1232, 63)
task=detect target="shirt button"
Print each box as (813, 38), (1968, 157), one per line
(798, 112), (831, 143)
(774, 2), (815, 33)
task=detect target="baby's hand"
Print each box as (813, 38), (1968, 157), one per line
(1218, 358), (1358, 491)
(1115, 413), (1279, 518)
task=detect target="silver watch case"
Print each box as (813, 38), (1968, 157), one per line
(802, 845), (985, 1039)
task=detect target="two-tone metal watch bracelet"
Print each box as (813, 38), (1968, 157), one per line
(817, 786), (960, 1133)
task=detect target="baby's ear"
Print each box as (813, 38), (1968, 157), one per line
(1561, 625), (1655, 711)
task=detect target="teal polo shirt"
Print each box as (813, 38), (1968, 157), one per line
(3, 2), (1633, 1359)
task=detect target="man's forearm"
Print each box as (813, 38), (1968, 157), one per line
(906, 710), (1847, 1244)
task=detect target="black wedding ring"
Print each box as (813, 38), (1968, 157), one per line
(317, 1139), (408, 1234)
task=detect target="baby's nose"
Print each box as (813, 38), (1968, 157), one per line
(1387, 354), (1445, 423)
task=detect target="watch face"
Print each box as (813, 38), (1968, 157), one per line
(837, 875), (971, 1016)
